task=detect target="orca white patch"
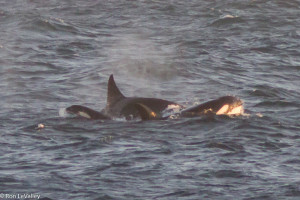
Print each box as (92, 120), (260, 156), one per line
(216, 105), (229, 115)
(227, 105), (244, 115)
(216, 105), (244, 116)
(78, 111), (91, 119)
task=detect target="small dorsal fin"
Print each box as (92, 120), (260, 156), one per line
(106, 74), (125, 108)
(135, 103), (158, 120)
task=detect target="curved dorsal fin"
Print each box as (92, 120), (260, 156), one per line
(106, 74), (125, 108)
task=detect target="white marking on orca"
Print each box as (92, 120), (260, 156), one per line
(166, 104), (182, 111)
(216, 105), (229, 115)
(216, 105), (244, 116)
(78, 111), (91, 119)
(227, 105), (244, 115)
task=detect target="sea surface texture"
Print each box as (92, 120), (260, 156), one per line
(0, 1), (299, 200)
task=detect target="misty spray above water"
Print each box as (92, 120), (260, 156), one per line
(101, 34), (180, 97)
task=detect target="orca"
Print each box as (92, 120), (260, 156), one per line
(66, 105), (110, 120)
(66, 74), (244, 121)
(134, 103), (165, 120)
(180, 96), (244, 117)
(101, 75), (183, 120)
(134, 96), (244, 120)
(66, 74), (182, 120)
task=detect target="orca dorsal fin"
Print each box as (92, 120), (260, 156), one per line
(106, 74), (125, 108)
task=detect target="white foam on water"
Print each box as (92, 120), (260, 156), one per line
(256, 113), (263, 118)
(222, 14), (237, 19)
(59, 108), (68, 118)
(162, 104), (182, 118)
(112, 117), (128, 122)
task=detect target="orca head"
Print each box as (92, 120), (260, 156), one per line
(66, 105), (92, 119)
(215, 96), (244, 116)
(66, 105), (110, 120)
(181, 96), (244, 117)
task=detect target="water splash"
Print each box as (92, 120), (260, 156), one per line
(58, 108), (68, 118)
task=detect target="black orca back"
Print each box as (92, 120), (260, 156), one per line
(104, 74), (181, 119)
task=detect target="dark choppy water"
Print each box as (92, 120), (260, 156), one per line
(1, 1), (300, 199)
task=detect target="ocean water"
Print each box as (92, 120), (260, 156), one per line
(0, 1), (299, 199)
